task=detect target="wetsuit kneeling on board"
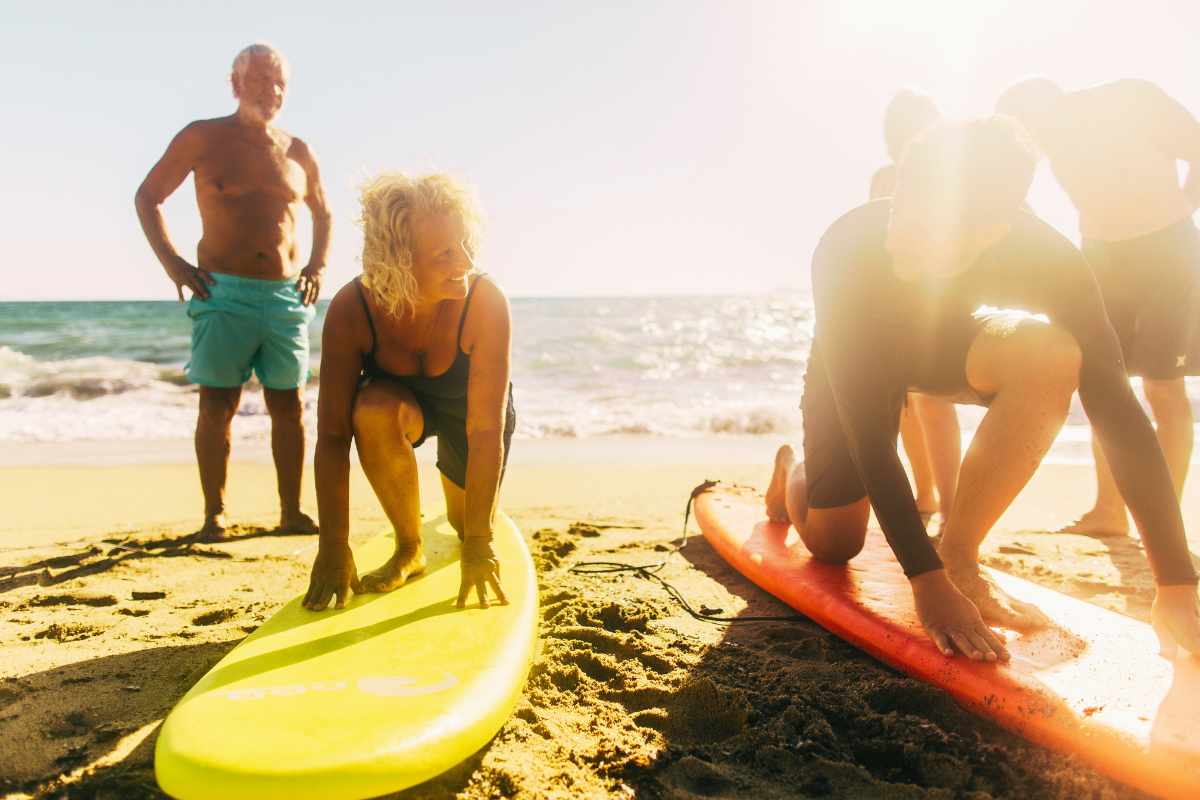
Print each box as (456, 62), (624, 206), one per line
(765, 117), (1200, 661)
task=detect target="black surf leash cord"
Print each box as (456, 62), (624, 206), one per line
(568, 480), (809, 625)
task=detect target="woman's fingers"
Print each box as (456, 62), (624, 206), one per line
(487, 574), (508, 605)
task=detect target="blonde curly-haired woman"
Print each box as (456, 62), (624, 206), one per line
(304, 173), (515, 612)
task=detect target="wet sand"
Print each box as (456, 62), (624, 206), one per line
(2, 440), (1197, 799)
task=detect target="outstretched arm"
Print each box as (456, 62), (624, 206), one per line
(1041, 252), (1199, 585)
(304, 287), (367, 610)
(1042, 247), (1200, 654)
(292, 138), (332, 305)
(134, 123), (215, 301)
(812, 253), (938, 579)
(458, 278), (512, 608)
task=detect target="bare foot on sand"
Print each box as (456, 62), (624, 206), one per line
(278, 511), (319, 535)
(765, 444), (795, 523)
(196, 514), (229, 542)
(945, 565), (1051, 630)
(359, 539), (427, 593)
(1057, 508), (1129, 537)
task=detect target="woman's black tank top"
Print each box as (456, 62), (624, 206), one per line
(354, 275), (484, 418)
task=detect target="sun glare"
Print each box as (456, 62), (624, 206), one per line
(833, 0), (1008, 69)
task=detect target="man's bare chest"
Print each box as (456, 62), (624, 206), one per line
(195, 140), (305, 202)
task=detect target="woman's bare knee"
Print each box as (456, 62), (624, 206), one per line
(352, 385), (423, 443)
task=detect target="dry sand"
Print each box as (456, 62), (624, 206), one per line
(2, 439), (1198, 799)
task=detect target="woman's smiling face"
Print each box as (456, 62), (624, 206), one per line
(410, 211), (474, 304)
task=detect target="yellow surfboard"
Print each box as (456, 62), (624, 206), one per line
(154, 512), (537, 800)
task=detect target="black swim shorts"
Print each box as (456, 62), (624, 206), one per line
(1083, 218), (1200, 379)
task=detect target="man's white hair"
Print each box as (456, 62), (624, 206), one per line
(231, 43), (291, 81)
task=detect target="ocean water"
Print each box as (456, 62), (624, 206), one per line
(0, 295), (811, 444)
(1, 296), (1194, 463)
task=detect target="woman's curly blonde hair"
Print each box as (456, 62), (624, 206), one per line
(358, 172), (481, 318)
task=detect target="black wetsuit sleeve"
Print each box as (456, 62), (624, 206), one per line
(1019, 240), (1199, 585)
(812, 237), (943, 579)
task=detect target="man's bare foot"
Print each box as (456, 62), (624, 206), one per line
(1057, 509), (1129, 537)
(945, 565), (1051, 630)
(278, 511), (319, 535)
(765, 444), (795, 523)
(196, 514), (229, 542)
(359, 539), (427, 593)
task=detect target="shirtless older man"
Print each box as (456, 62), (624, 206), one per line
(998, 78), (1200, 536)
(135, 43), (331, 539)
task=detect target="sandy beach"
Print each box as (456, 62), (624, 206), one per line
(2, 438), (1197, 799)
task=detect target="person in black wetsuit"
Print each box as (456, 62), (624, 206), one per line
(765, 118), (1200, 661)
(303, 173), (516, 611)
(867, 89), (961, 528)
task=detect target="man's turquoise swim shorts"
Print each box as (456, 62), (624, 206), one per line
(186, 272), (316, 390)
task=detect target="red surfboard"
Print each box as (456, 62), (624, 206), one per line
(693, 484), (1200, 800)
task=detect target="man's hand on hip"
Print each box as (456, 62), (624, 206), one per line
(296, 264), (324, 305)
(165, 256), (214, 302)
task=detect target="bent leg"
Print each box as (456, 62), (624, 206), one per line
(195, 386), (242, 539)
(765, 444), (870, 563)
(353, 380), (428, 592)
(1062, 434), (1130, 536)
(1144, 377), (1193, 499)
(940, 319), (1080, 627)
(264, 386), (316, 533)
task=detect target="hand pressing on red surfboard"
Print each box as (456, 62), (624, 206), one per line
(911, 570), (1011, 662)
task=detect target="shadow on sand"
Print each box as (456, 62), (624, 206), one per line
(597, 520), (1149, 799)
(0, 525), (317, 595)
(0, 640), (239, 799)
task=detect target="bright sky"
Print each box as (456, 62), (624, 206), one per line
(3, 1), (1199, 300)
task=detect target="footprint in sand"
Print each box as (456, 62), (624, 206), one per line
(191, 608), (239, 626)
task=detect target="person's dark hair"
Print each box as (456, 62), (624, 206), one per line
(995, 77), (1063, 132)
(894, 116), (1037, 227)
(883, 89), (941, 162)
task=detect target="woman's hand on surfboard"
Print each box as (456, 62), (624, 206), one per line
(303, 544), (362, 611)
(458, 537), (508, 609)
(911, 570), (1010, 662)
(1151, 584), (1200, 659)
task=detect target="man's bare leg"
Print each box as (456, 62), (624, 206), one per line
(352, 382), (427, 592)
(196, 386), (242, 540)
(1061, 435), (1130, 535)
(1065, 377), (1191, 535)
(1144, 377), (1193, 497)
(264, 386), (317, 533)
(913, 394), (961, 522)
(938, 321), (1081, 628)
(899, 399), (938, 518)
